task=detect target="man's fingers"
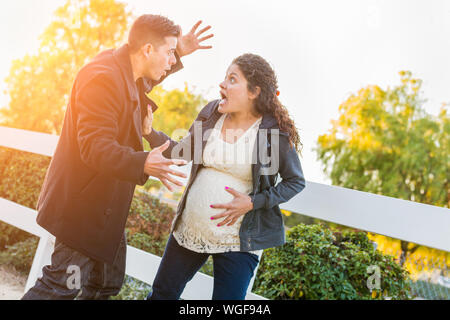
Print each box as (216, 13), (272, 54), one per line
(164, 175), (184, 187)
(169, 158), (188, 166)
(165, 168), (187, 179)
(162, 158), (188, 167)
(198, 45), (213, 50)
(189, 20), (202, 34)
(160, 178), (174, 192)
(198, 34), (214, 43)
(195, 25), (212, 37)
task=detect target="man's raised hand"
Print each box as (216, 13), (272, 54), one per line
(144, 140), (188, 192)
(176, 20), (214, 57)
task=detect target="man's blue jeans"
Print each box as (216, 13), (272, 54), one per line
(147, 233), (260, 300)
(21, 233), (127, 300)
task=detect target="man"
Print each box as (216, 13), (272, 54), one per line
(22, 14), (213, 300)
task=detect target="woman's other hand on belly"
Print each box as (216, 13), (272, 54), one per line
(209, 187), (254, 227)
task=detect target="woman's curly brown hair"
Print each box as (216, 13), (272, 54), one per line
(232, 53), (303, 155)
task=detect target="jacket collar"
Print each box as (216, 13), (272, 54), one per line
(141, 77), (154, 94)
(112, 44), (139, 102)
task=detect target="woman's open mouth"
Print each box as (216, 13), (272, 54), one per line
(219, 91), (227, 106)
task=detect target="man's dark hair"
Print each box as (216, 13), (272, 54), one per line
(128, 14), (181, 53)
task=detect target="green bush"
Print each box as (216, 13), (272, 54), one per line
(0, 237), (39, 273)
(110, 275), (152, 300)
(0, 147), (50, 208)
(125, 188), (176, 256)
(253, 223), (414, 300)
(0, 147), (50, 250)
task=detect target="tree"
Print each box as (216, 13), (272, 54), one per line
(314, 70), (449, 266)
(0, 0), (132, 134)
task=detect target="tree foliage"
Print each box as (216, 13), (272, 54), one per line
(315, 70), (449, 265)
(148, 84), (206, 142)
(0, 0), (132, 134)
(316, 70), (448, 207)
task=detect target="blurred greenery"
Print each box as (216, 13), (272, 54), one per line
(0, 0), (132, 134)
(0, 147), (50, 253)
(314, 70), (450, 267)
(0, 237), (38, 274)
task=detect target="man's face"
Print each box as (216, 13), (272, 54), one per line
(142, 36), (178, 81)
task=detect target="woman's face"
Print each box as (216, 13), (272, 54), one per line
(218, 64), (258, 114)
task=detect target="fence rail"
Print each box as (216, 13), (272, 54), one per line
(0, 126), (449, 300)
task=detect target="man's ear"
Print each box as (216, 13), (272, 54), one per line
(142, 43), (154, 58)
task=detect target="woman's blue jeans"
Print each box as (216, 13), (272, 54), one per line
(147, 233), (260, 300)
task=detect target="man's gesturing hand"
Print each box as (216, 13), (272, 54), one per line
(144, 140), (188, 192)
(176, 20), (213, 57)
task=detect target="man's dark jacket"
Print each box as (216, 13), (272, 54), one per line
(146, 100), (306, 252)
(36, 44), (182, 264)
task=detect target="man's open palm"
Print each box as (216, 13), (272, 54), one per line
(144, 140), (188, 191)
(177, 20), (214, 57)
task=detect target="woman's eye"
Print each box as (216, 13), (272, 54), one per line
(230, 78), (235, 83)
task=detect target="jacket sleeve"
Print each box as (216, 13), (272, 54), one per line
(251, 133), (306, 210)
(143, 100), (218, 161)
(75, 72), (149, 185)
(143, 120), (196, 162)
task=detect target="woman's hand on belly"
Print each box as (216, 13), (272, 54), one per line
(210, 187), (254, 227)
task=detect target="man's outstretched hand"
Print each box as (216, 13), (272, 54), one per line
(176, 20), (214, 57)
(144, 140), (188, 192)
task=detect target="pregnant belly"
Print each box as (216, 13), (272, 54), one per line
(183, 167), (253, 222)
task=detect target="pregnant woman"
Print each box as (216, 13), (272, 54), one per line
(144, 53), (306, 300)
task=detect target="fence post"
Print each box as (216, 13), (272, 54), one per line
(24, 234), (55, 293)
(246, 250), (264, 298)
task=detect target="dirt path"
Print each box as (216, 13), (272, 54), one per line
(0, 265), (26, 300)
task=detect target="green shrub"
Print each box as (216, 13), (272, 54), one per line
(0, 237), (39, 273)
(253, 223), (414, 300)
(0, 223), (31, 252)
(110, 275), (152, 300)
(126, 188), (176, 256)
(0, 147), (50, 208)
(0, 147), (49, 250)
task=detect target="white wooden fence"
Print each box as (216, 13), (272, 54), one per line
(0, 126), (449, 300)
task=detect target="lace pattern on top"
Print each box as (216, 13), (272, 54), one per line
(173, 113), (262, 255)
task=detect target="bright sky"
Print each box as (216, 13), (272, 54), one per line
(0, 0), (449, 185)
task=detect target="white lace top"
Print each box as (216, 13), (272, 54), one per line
(173, 113), (263, 255)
